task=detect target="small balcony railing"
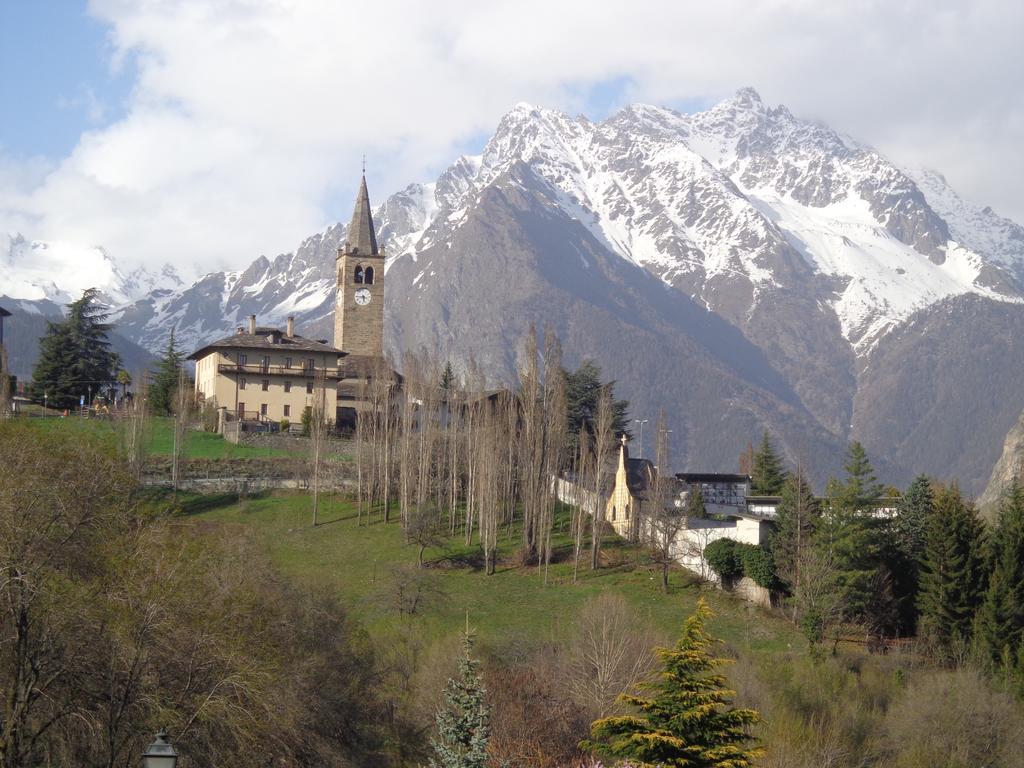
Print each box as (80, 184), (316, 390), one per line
(218, 363), (342, 379)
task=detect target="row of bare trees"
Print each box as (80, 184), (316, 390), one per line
(353, 327), (625, 576)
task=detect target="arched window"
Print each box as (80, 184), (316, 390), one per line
(364, 266), (374, 285)
(611, 505), (617, 521)
(354, 266), (364, 284)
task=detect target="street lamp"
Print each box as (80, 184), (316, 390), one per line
(633, 419), (649, 459)
(143, 730), (178, 768)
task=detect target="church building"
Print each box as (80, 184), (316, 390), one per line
(190, 171), (393, 430)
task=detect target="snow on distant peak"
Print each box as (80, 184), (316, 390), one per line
(1, 233), (131, 306)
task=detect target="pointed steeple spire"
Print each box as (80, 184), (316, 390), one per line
(345, 174), (379, 256)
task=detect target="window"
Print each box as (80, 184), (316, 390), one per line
(239, 378), (247, 390)
(284, 357), (292, 368)
(261, 355), (270, 372)
(261, 379), (269, 391)
(364, 266), (374, 285)
(239, 354), (247, 365)
(260, 404), (268, 416)
(284, 381), (292, 393)
(283, 404), (290, 417)
(354, 265), (364, 284)
(306, 381), (313, 394)
(611, 505), (617, 521)
(238, 402), (245, 416)
(306, 358), (316, 370)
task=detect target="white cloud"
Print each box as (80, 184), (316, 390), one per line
(2, 0), (1022, 279)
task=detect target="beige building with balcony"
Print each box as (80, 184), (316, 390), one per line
(189, 314), (345, 424)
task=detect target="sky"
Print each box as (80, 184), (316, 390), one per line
(1, 0), (1022, 281)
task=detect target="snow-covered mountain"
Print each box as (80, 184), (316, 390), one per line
(1, 232), (182, 307)
(6, 88), (1024, 492)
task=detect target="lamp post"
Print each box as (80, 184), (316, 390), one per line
(143, 730), (178, 768)
(633, 418), (649, 459)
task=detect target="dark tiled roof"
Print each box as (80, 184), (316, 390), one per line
(188, 329), (345, 360)
(344, 175), (379, 256)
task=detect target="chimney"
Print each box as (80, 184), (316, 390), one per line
(248, 315), (256, 335)
(286, 316), (295, 338)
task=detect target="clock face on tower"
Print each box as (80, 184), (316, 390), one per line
(354, 288), (371, 306)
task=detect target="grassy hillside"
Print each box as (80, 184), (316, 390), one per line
(176, 490), (804, 655)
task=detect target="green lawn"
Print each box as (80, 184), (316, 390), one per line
(17, 415), (294, 458)
(177, 490), (804, 655)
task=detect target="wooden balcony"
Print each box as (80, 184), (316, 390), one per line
(218, 363), (342, 380)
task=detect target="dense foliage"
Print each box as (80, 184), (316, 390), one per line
(750, 430), (787, 495)
(29, 288), (121, 408)
(704, 539), (776, 589)
(0, 422), (389, 767)
(149, 328), (184, 416)
(563, 359), (630, 450)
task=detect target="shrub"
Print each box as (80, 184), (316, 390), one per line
(704, 539), (777, 588)
(280, 418), (291, 433)
(705, 538), (741, 580)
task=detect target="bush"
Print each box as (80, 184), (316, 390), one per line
(280, 418), (291, 433)
(738, 544), (777, 589)
(705, 539), (741, 581)
(704, 539), (776, 588)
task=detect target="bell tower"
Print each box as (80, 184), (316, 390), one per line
(334, 174), (385, 357)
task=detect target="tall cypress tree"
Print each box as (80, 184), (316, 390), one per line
(430, 632), (490, 768)
(750, 430), (787, 495)
(771, 465), (820, 594)
(974, 480), (1024, 670)
(917, 483), (986, 659)
(585, 598), (762, 768)
(149, 330), (183, 416)
(30, 288), (120, 408)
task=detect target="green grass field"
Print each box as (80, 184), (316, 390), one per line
(175, 490), (805, 655)
(17, 415), (294, 458)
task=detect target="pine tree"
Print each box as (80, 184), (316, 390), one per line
(750, 430), (787, 495)
(440, 361), (455, 392)
(149, 330), (183, 416)
(895, 475), (935, 566)
(974, 479), (1024, 670)
(564, 360), (630, 453)
(30, 288), (120, 408)
(771, 465), (820, 594)
(917, 483), (986, 659)
(891, 475), (936, 632)
(585, 598), (762, 768)
(819, 442), (891, 631)
(430, 632), (490, 768)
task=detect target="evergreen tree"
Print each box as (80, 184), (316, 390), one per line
(30, 288), (120, 408)
(819, 442), (890, 629)
(430, 632), (490, 768)
(890, 475), (936, 633)
(750, 430), (787, 495)
(440, 361), (455, 392)
(974, 480), (1024, 670)
(917, 483), (986, 659)
(771, 465), (820, 594)
(149, 330), (183, 416)
(563, 360), (630, 452)
(585, 598), (762, 768)
(686, 486), (707, 518)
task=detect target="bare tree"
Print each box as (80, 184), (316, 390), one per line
(119, 370), (150, 484)
(590, 386), (614, 570)
(171, 366), (193, 492)
(309, 367), (329, 526)
(566, 593), (658, 719)
(647, 411), (683, 593)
